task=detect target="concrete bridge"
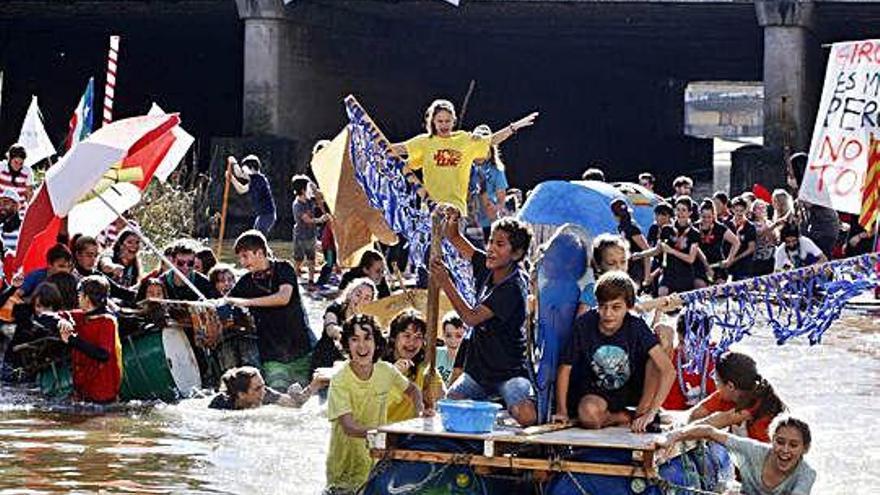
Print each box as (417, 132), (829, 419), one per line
(2, 0), (880, 230)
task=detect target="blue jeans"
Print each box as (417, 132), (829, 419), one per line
(448, 372), (535, 410)
(254, 213), (276, 236)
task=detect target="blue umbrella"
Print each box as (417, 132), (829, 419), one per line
(518, 180), (658, 236)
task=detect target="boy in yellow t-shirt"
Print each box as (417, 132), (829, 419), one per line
(326, 315), (424, 493)
(391, 99), (538, 215)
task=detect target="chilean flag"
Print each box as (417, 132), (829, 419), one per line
(64, 78), (95, 151)
(12, 114), (180, 275)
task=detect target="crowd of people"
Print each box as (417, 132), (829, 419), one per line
(1, 93), (859, 494)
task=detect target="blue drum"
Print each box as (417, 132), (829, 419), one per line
(546, 443), (732, 495)
(362, 437), (527, 495)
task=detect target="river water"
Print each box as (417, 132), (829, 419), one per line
(0, 295), (877, 494)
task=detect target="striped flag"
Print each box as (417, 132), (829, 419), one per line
(861, 136), (880, 231)
(64, 78), (95, 151)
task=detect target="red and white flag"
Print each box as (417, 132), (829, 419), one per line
(13, 114), (180, 274)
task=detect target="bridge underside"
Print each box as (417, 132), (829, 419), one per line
(2, 1), (880, 193)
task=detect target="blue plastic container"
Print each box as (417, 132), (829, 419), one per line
(438, 399), (502, 433)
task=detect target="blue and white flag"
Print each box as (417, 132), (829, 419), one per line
(64, 77), (95, 151)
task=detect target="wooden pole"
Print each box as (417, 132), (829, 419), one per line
(422, 212), (444, 410)
(458, 79), (476, 128)
(216, 160), (232, 258)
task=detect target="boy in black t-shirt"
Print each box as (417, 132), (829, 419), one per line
(727, 197), (757, 281)
(226, 230), (314, 389)
(431, 206), (537, 426)
(554, 272), (674, 431)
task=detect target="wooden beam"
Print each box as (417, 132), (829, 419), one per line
(371, 448), (649, 478)
(422, 212), (444, 408)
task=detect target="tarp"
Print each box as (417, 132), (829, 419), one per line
(518, 180), (657, 236)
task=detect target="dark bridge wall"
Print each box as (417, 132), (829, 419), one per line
(257, 2), (762, 197)
(0, 0), (765, 236)
(0, 4), (243, 166)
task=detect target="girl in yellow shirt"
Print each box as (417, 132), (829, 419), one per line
(383, 309), (446, 422)
(390, 99), (538, 214)
(325, 315), (424, 493)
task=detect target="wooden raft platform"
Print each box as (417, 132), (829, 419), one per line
(368, 416), (682, 479)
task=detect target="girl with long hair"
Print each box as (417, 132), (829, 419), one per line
(686, 351), (787, 442)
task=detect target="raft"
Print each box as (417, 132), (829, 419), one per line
(27, 301), (259, 402)
(363, 417), (728, 494)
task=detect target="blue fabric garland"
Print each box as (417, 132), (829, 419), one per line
(345, 100), (476, 305)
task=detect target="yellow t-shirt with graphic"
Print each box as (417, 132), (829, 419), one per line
(403, 131), (491, 213)
(386, 361), (446, 423)
(326, 361), (410, 491)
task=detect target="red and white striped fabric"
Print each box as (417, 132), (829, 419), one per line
(12, 114), (180, 275)
(0, 161), (34, 207)
(103, 36), (120, 126)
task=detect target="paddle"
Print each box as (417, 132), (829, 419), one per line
(216, 156), (233, 258)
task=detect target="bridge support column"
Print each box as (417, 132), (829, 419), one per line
(756, 0), (821, 155)
(236, 0), (286, 136)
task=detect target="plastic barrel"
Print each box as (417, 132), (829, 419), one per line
(546, 447), (684, 495)
(362, 437), (527, 495)
(119, 330), (180, 402)
(37, 361), (74, 398)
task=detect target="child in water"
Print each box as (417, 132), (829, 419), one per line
(56, 276), (123, 403)
(325, 314), (426, 493)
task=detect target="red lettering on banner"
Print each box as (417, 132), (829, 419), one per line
(819, 135), (865, 162)
(834, 168), (860, 196)
(808, 163), (833, 192)
(808, 162), (864, 196)
(433, 149), (462, 167)
(838, 42), (880, 67)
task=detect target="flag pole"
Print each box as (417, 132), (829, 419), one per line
(102, 36), (120, 127)
(216, 157), (232, 258)
(92, 186), (208, 301)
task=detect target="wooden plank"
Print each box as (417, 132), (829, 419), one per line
(375, 417), (664, 451)
(370, 449), (648, 478)
(534, 427), (662, 450)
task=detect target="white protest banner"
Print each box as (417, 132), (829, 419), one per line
(802, 40), (880, 214)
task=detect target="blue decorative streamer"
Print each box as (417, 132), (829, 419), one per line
(345, 99), (476, 305)
(677, 253), (880, 375)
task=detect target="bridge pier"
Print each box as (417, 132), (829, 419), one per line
(756, 0), (822, 156)
(236, 0), (287, 136)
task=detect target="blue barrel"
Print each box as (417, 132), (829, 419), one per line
(362, 437), (528, 495)
(545, 448), (665, 495)
(546, 443), (732, 494)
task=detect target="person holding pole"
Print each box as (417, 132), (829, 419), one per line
(429, 205), (537, 426)
(225, 155), (277, 236)
(225, 230), (313, 390)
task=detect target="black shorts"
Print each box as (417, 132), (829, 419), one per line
(660, 273), (695, 293)
(568, 386), (638, 415)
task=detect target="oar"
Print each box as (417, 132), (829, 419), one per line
(422, 212), (445, 410)
(216, 156), (232, 259)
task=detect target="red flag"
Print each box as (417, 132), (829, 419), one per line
(752, 183), (772, 204)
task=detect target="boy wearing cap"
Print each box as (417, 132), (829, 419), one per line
(470, 124), (510, 243)
(226, 154), (277, 236)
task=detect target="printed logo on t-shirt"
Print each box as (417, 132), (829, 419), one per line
(591, 345), (631, 390)
(433, 149), (463, 167)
